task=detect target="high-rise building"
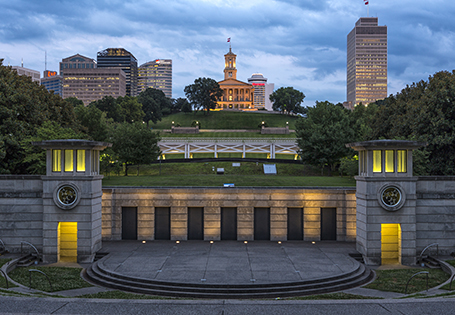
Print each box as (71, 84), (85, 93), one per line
(217, 48), (254, 110)
(11, 65), (40, 83)
(247, 73), (274, 111)
(346, 17), (387, 108)
(138, 59), (172, 98)
(97, 48), (138, 97)
(41, 70), (63, 96)
(60, 54), (126, 105)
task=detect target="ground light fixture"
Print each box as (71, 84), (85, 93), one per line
(210, 241), (214, 244)
(312, 241), (316, 244)
(244, 241), (248, 244)
(278, 241), (282, 244)
(176, 240), (180, 244)
(142, 241), (146, 244)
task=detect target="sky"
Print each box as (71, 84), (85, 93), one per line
(1, 0), (455, 106)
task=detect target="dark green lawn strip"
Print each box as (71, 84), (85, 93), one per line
(286, 292), (381, 300)
(103, 175), (355, 187)
(8, 267), (93, 292)
(365, 268), (449, 294)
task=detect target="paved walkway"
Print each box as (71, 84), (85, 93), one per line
(97, 241), (358, 284)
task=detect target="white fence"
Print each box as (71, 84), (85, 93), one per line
(159, 138), (299, 159)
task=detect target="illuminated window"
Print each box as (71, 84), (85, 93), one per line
(52, 150), (62, 172)
(77, 150), (85, 172)
(397, 150), (407, 173)
(65, 150), (73, 172)
(373, 150), (382, 172)
(385, 150), (394, 172)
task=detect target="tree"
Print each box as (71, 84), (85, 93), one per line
(111, 122), (161, 176)
(269, 87), (305, 114)
(369, 70), (455, 175)
(137, 88), (172, 126)
(0, 60), (81, 174)
(179, 98), (193, 113)
(184, 77), (223, 114)
(295, 101), (355, 175)
(75, 105), (111, 141)
(116, 96), (145, 123)
(89, 96), (122, 122)
(65, 97), (84, 107)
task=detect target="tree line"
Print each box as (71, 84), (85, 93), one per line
(297, 70), (455, 176)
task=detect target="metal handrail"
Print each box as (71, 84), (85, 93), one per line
(418, 243), (439, 262)
(0, 239), (5, 251)
(405, 271), (429, 294)
(160, 138), (297, 142)
(0, 269), (8, 289)
(28, 269), (53, 291)
(20, 241), (40, 258)
(449, 274), (455, 291)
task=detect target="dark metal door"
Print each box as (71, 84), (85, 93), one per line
(254, 207), (270, 240)
(155, 207), (170, 240)
(221, 207), (237, 240)
(188, 207), (204, 240)
(287, 208), (303, 240)
(321, 208), (337, 241)
(122, 207), (137, 240)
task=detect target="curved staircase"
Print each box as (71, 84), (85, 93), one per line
(84, 257), (373, 299)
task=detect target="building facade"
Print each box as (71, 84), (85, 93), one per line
(97, 48), (138, 97)
(41, 70), (63, 96)
(11, 66), (40, 83)
(347, 17), (387, 108)
(248, 73), (274, 111)
(138, 59), (172, 98)
(217, 48), (254, 110)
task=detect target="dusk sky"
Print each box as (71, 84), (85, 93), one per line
(1, 0), (454, 106)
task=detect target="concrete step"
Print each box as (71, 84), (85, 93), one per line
(16, 254), (39, 267)
(83, 259), (373, 299)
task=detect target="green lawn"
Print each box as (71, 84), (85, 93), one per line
(365, 268), (449, 294)
(8, 267), (93, 292)
(160, 132), (297, 138)
(103, 175), (355, 187)
(151, 111), (300, 130)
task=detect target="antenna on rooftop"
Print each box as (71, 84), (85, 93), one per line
(21, 58), (23, 67)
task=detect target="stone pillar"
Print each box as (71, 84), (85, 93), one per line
(34, 140), (111, 263)
(204, 207), (221, 240)
(171, 206), (187, 240)
(347, 140), (426, 265)
(270, 207), (287, 241)
(238, 207), (254, 240)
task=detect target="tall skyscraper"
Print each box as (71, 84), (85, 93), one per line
(97, 48), (138, 97)
(247, 73), (274, 111)
(347, 17), (387, 108)
(138, 59), (172, 98)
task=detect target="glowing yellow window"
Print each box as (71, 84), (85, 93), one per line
(385, 150), (394, 173)
(397, 150), (407, 173)
(77, 150), (85, 172)
(381, 224), (401, 265)
(373, 150), (382, 172)
(52, 150), (61, 172)
(64, 150), (73, 172)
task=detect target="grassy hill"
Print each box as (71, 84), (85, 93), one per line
(151, 111), (300, 130)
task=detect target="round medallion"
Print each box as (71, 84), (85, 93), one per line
(58, 186), (77, 206)
(53, 183), (81, 210)
(378, 185), (405, 211)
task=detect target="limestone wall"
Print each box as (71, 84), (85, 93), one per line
(0, 176), (43, 252)
(101, 187), (357, 242)
(416, 177), (455, 255)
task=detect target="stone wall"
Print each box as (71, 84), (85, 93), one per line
(101, 187), (357, 242)
(171, 126), (199, 134)
(416, 177), (455, 255)
(0, 176), (43, 252)
(261, 126), (289, 134)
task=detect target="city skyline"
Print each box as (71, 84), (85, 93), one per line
(1, 0), (455, 105)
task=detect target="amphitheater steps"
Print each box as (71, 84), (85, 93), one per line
(84, 258), (373, 299)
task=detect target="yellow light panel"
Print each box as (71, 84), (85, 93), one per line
(373, 150), (382, 172)
(77, 150), (85, 172)
(64, 150), (73, 172)
(385, 150), (394, 172)
(52, 150), (61, 172)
